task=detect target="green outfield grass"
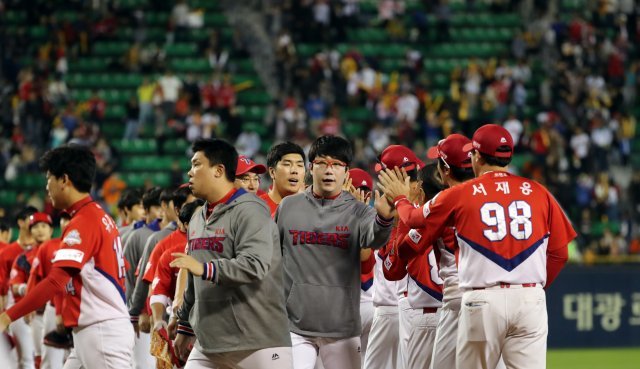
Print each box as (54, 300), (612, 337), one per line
(548, 348), (640, 369)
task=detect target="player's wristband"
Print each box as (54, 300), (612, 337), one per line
(201, 262), (216, 283)
(393, 195), (409, 207)
(130, 315), (139, 323)
(176, 320), (195, 336)
(375, 214), (394, 227)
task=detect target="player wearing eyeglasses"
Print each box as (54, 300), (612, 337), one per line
(275, 135), (394, 369)
(234, 156), (267, 194)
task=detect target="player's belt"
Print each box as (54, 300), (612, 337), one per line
(422, 307), (438, 314)
(472, 283), (538, 290)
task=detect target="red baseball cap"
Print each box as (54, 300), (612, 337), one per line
(236, 156), (267, 176)
(463, 124), (514, 158)
(377, 145), (424, 173)
(427, 134), (473, 168)
(29, 212), (52, 228)
(348, 168), (373, 191)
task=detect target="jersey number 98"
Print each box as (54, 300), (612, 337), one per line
(480, 201), (532, 241)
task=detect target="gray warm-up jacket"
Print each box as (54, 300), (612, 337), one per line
(128, 221), (178, 315)
(275, 187), (393, 338)
(123, 219), (160, 304)
(176, 189), (291, 353)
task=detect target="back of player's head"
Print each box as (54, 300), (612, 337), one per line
(463, 124), (513, 167)
(266, 142), (306, 168)
(0, 218), (11, 232)
(418, 163), (445, 200)
(39, 145), (96, 193)
(172, 185), (192, 211)
(118, 188), (143, 211)
(15, 206), (38, 224)
(142, 187), (163, 210)
(179, 199), (205, 225)
(160, 188), (174, 205)
(192, 138), (237, 182)
(308, 136), (353, 165)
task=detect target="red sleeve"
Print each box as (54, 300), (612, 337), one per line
(143, 243), (164, 284)
(6, 267), (76, 321)
(545, 194), (577, 287)
(26, 247), (46, 293)
(381, 248), (408, 281)
(152, 256), (174, 299)
(0, 253), (11, 295)
(360, 253), (375, 274)
(53, 225), (98, 270)
(394, 191), (453, 255)
(8, 258), (27, 287)
(53, 293), (64, 315)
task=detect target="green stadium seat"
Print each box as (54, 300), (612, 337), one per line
(0, 190), (17, 206)
(146, 12), (170, 27)
(380, 59), (405, 73)
(237, 106), (266, 121)
(105, 106), (126, 120)
(165, 43), (197, 57)
(164, 139), (190, 155)
(343, 123), (367, 139)
(341, 107), (373, 123)
(29, 26), (47, 40)
(5, 11), (26, 25)
(171, 58), (210, 73)
(113, 139), (157, 154)
(242, 122), (268, 137)
(204, 13), (227, 27)
(237, 91), (271, 105)
(235, 59), (254, 74)
(102, 123), (126, 139)
(191, 0), (220, 10)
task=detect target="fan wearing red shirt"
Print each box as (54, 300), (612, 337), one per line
(259, 142), (306, 218)
(378, 124), (577, 369)
(0, 145), (135, 369)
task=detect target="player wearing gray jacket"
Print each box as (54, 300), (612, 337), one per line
(276, 135), (394, 369)
(173, 138), (292, 369)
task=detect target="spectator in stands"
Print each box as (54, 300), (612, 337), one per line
(158, 68), (183, 124)
(124, 95), (141, 140)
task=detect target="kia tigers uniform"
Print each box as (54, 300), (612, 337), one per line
(27, 239), (66, 369)
(149, 242), (184, 313)
(128, 222), (177, 318)
(0, 242), (35, 369)
(384, 227), (444, 369)
(395, 172), (576, 369)
(122, 218), (160, 369)
(50, 196), (133, 369)
(276, 187), (393, 369)
(10, 245), (45, 363)
(359, 253), (375, 367)
(258, 192), (279, 219)
(176, 188), (292, 369)
(363, 225), (407, 369)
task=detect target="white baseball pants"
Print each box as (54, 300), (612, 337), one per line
(185, 345), (292, 369)
(63, 318), (134, 369)
(359, 301), (374, 367)
(397, 297), (411, 369)
(41, 303), (65, 369)
(457, 287), (547, 369)
(291, 332), (360, 369)
(363, 305), (399, 369)
(10, 317), (35, 369)
(133, 331), (154, 369)
(406, 308), (439, 369)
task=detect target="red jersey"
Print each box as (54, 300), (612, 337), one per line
(52, 196), (129, 327)
(258, 192), (279, 219)
(27, 239), (62, 291)
(0, 242), (26, 296)
(142, 229), (187, 284)
(9, 246), (38, 302)
(396, 172), (576, 289)
(150, 242), (184, 307)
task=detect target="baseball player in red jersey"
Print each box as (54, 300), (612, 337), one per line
(9, 212), (54, 368)
(379, 124), (577, 369)
(0, 206), (37, 369)
(234, 155), (267, 194)
(144, 199), (204, 330)
(346, 168), (376, 366)
(259, 142), (306, 217)
(0, 219), (11, 250)
(27, 212), (71, 369)
(381, 163), (444, 369)
(0, 145), (135, 369)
